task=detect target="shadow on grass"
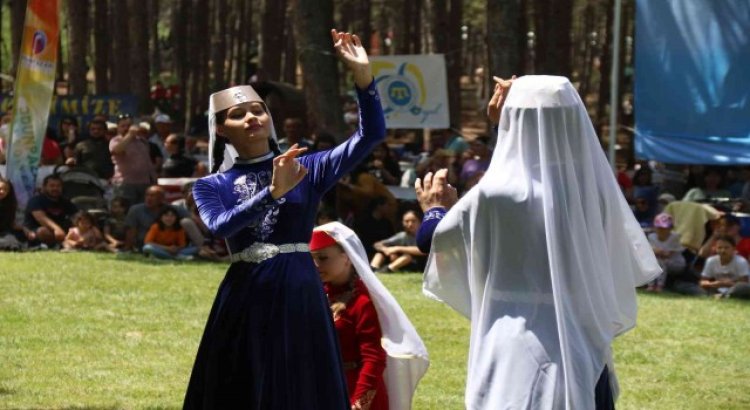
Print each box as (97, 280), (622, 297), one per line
(111, 252), (226, 268)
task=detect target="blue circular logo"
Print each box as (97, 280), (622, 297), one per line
(388, 80), (413, 107)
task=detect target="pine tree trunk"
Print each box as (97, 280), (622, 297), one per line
(226, 2), (239, 85)
(446, 0), (462, 128)
(150, 0), (160, 78)
(410, 0), (423, 53)
(93, 0), (109, 93)
(173, 0), (189, 120)
(355, 0), (372, 51)
(128, 0), (150, 102)
(111, 0), (130, 93)
(534, 0), (573, 76)
(211, 0), (228, 89)
(234, 0), (249, 84)
(393, 1), (411, 54)
(487, 0), (523, 79)
(56, 35), (65, 84)
(10, 0), (27, 76)
(430, 0), (448, 53)
(0, 5), (3, 86)
(579, 3), (596, 100)
(597, 0), (614, 134)
(67, 0), (90, 95)
(431, 0), (461, 127)
(260, 0), (286, 81)
(282, 9), (297, 85)
(188, 0), (210, 127)
(290, 0), (344, 135)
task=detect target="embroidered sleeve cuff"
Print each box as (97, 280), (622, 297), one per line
(424, 207), (447, 222)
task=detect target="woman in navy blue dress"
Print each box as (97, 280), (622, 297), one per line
(184, 30), (385, 409)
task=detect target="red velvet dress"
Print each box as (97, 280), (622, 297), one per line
(326, 279), (389, 410)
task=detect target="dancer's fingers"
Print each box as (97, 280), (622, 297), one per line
(423, 171), (434, 193)
(433, 168), (449, 189)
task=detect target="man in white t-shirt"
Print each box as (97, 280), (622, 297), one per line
(700, 235), (750, 298)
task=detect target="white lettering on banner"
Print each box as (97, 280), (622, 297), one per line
(20, 55), (55, 72)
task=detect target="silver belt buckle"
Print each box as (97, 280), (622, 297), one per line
(240, 242), (280, 263)
(232, 242), (310, 263)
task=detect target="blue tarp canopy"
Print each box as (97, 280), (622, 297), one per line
(634, 0), (750, 164)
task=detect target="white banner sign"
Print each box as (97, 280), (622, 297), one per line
(370, 55), (449, 129)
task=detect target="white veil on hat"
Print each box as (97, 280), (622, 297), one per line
(314, 222), (429, 410)
(207, 85), (279, 172)
(423, 76), (660, 409)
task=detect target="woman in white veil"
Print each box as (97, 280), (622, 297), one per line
(415, 75), (660, 409)
(311, 222), (429, 410)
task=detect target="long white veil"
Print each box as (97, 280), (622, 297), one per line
(315, 222), (429, 410)
(423, 76), (660, 409)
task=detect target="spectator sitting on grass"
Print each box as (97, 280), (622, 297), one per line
(142, 206), (197, 260)
(124, 185), (187, 251)
(700, 235), (750, 299)
(370, 209), (425, 273)
(353, 196), (395, 259)
(647, 213), (685, 292)
(63, 211), (107, 252)
(698, 215), (750, 259)
(103, 197), (129, 252)
(23, 174), (77, 248)
(0, 177), (33, 250)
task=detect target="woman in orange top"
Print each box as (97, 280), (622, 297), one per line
(142, 206), (197, 260)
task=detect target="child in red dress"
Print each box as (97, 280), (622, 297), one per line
(310, 222), (429, 410)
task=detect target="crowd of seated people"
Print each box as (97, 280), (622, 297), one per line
(1, 109), (750, 295)
(618, 163), (750, 299)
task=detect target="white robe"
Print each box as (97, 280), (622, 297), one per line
(423, 76), (661, 410)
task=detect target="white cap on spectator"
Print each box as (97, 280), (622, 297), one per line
(139, 121), (152, 132)
(155, 113), (172, 124)
(106, 122), (117, 131)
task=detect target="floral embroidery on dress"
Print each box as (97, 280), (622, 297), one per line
(233, 171), (285, 240)
(353, 389), (377, 410)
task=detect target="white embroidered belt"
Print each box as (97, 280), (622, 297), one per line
(230, 242), (310, 264)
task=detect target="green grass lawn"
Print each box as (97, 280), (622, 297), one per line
(1, 252), (749, 409)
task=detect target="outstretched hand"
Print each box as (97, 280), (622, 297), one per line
(331, 29), (373, 89)
(415, 168), (458, 212)
(270, 144), (308, 199)
(487, 75), (516, 124)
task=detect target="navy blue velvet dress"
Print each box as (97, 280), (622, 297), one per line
(184, 83), (385, 409)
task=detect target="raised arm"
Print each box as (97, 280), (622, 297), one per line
(305, 30), (386, 193)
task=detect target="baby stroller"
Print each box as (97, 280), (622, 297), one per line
(54, 164), (109, 216)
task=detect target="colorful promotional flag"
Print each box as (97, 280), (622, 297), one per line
(371, 55), (450, 129)
(6, 0), (60, 207)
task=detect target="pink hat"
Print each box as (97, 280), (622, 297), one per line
(653, 213), (673, 228)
